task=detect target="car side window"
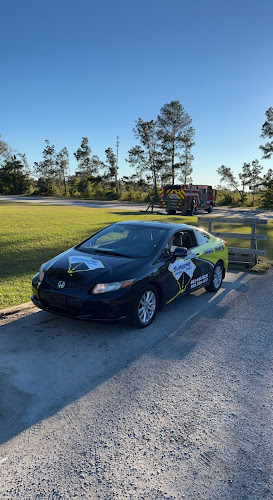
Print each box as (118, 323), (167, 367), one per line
(164, 232), (183, 254)
(158, 230), (197, 262)
(194, 230), (211, 246)
(181, 230), (197, 249)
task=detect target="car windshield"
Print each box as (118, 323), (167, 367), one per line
(77, 224), (168, 258)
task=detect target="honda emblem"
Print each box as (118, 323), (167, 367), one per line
(57, 281), (65, 289)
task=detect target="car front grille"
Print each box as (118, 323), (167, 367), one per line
(44, 275), (87, 289)
(38, 290), (83, 313)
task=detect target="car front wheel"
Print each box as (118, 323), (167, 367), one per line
(205, 262), (223, 292)
(133, 285), (158, 328)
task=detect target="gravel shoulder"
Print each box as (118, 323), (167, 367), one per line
(0, 271), (272, 499)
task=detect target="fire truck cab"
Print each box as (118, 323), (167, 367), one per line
(159, 184), (217, 215)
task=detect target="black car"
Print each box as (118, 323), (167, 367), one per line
(31, 221), (228, 328)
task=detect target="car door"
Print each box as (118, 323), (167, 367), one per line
(154, 231), (207, 305)
(185, 229), (215, 291)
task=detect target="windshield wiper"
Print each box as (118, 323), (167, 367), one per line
(76, 247), (96, 254)
(94, 249), (135, 258)
(78, 247), (135, 258)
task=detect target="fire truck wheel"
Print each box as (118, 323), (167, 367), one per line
(207, 204), (213, 213)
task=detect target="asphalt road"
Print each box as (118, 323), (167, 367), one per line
(0, 195), (146, 211)
(1, 194), (273, 219)
(1, 270), (272, 498)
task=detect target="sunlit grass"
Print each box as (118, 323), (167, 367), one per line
(0, 203), (272, 309)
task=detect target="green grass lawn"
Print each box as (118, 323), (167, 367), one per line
(1, 203), (272, 309)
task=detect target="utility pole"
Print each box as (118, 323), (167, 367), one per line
(116, 136), (119, 169)
(116, 136), (120, 197)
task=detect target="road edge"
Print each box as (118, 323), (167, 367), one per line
(0, 302), (35, 317)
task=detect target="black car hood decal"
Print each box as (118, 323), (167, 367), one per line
(45, 248), (141, 285)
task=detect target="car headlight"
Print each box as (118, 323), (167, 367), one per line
(39, 264), (45, 282)
(92, 279), (135, 294)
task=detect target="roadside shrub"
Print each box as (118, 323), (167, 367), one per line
(119, 189), (151, 202)
(105, 189), (118, 200)
(36, 178), (64, 196)
(260, 187), (273, 208)
(216, 192), (234, 206)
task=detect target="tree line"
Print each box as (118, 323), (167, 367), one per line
(1, 103), (272, 207)
(0, 101), (195, 202)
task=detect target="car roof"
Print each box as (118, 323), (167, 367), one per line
(114, 220), (198, 232)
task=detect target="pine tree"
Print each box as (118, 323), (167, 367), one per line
(157, 101), (195, 185)
(105, 147), (119, 196)
(260, 169), (273, 208)
(0, 156), (32, 194)
(178, 129), (195, 184)
(260, 107), (273, 159)
(56, 147), (69, 196)
(127, 119), (163, 196)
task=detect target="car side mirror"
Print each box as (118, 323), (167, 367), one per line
(173, 247), (188, 258)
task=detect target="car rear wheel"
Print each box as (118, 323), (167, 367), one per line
(205, 262), (223, 292)
(133, 285), (158, 328)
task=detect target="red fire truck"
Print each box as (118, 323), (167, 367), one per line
(158, 184), (217, 215)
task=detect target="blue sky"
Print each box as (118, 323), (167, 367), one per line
(1, 0), (273, 187)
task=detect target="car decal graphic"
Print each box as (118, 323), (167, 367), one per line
(191, 273), (209, 289)
(203, 248), (213, 255)
(215, 244), (225, 252)
(193, 256), (215, 268)
(166, 258), (196, 304)
(67, 256), (105, 274)
(169, 258), (196, 281)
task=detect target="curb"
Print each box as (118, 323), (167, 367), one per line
(0, 302), (35, 317)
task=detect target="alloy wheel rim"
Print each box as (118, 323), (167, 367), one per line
(213, 265), (223, 289)
(138, 291), (156, 324)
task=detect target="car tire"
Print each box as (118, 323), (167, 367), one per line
(205, 262), (223, 292)
(132, 285), (158, 328)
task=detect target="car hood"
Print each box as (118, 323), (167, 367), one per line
(43, 248), (143, 289)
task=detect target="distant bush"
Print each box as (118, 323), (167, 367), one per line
(260, 188), (273, 208)
(105, 189), (118, 200)
(119, 189), (148, 202)
(216, 191), (234, 206)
